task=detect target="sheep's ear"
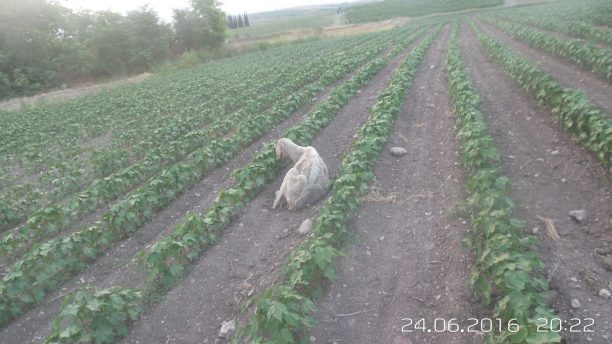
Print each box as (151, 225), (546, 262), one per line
(275, 142), (282, 160)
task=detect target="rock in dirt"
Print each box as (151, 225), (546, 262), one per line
(298, 219), (312, 236)
(568, 209), (587, 223)
(218, 319), (235, 339)
(599, 289), (611, 299)
(571, 299), (581, 308)
(390, 147), (408, 157)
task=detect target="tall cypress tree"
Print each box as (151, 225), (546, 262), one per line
(244, 12), (250, 27)
(237, 14), (244, 28)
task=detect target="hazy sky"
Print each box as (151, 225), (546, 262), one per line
(59, 1), (355, 21)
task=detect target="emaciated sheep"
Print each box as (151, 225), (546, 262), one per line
(272, 138), (330, 211)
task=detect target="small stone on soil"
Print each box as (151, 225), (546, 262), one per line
(390, 147), (408, 157)
(218, 319), (235, 339)
(570, 277), (579, 283)
(379, 235), (385, 242)
(569, 209), (587, 223)
(298, 219), (312, 235)
(310, 336), (316, 342)
(550, 150), (560, 155)
(599, 289), (611, 299)
(571, 299), (581, 308)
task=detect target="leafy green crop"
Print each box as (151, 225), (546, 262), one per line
(242, 26), (440, 343)
(0, 35), (390, 328)
(493, 12), (612, 48)
(483, 17), (612, 82)
(446, 21), (560, 344)
(40, 25), (429, 343)
(45, 288), (143, 344)
(471, 21), (612, 171)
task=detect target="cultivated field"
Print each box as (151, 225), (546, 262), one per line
(0, 0), (611, 343)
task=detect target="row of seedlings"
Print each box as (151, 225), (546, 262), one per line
(445, 22), (560, 344)
(0, 33), (376, 234)
(480, 17), (612, 83)
(0, 30), (402, 327)
(43, 25), (431, 344)
(493, 12), (612, 48)
(469, 21), (612, 171)
(0, 33), (386, 259)
(241, 27), (441, 343)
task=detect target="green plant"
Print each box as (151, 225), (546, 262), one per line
(482, 16), (612, 82)
(471, 21), (612, 171)
(242, 26), (441, 342)
(41, 24), (429, 343)
(45, 287), (143, 344)
(446, 21), (560, 343)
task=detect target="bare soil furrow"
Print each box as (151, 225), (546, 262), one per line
(476, 20), (612, 115)
(308, 26), (483, 344)
(459, 21), (612, 344)
(117, 38), (422, 344)
(0, 58), (365, 344)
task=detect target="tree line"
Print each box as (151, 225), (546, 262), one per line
(0, 0), (228, 100)
(227, 13), (251, 29)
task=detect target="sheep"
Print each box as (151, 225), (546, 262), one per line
(272, 138), (330, 211)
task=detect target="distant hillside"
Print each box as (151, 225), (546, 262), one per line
(346, 0), (504, 23)
(247, 1), (376, 22)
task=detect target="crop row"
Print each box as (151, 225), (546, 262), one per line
(481, 17), (612, 82)
(497, 0), (612, 28)
(0, 33), (386, 259)
(0, 34), (372, 210)
(0, 38), (341, 159)
(44, 25), (431, 344)
(0, 35), (375, 231)
(0, 39), (389, 328)
(494, 13), (612, 48)
(242, 27), (440, 343)
(0, 28), (410, 328)
(445, 22), (560, 344)
(471, 22), (612, 171)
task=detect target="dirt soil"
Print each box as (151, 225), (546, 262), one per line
(307, 25), (485, 344)
(0, 73), (151, 112)
(475, 20), (612, 115)
(118, 37), (423, 344)
(459, 21), (612, 344)
(0, 41), (413, 343)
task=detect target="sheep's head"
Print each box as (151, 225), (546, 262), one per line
(275, 139), (285, 160)
(276, 138), (302, 161)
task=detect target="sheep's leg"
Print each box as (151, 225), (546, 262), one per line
(272, 190), (285, 209)
(272, 178), (288, 209)
(287, 174), (307, 211)
(273, 168), (299, 209)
